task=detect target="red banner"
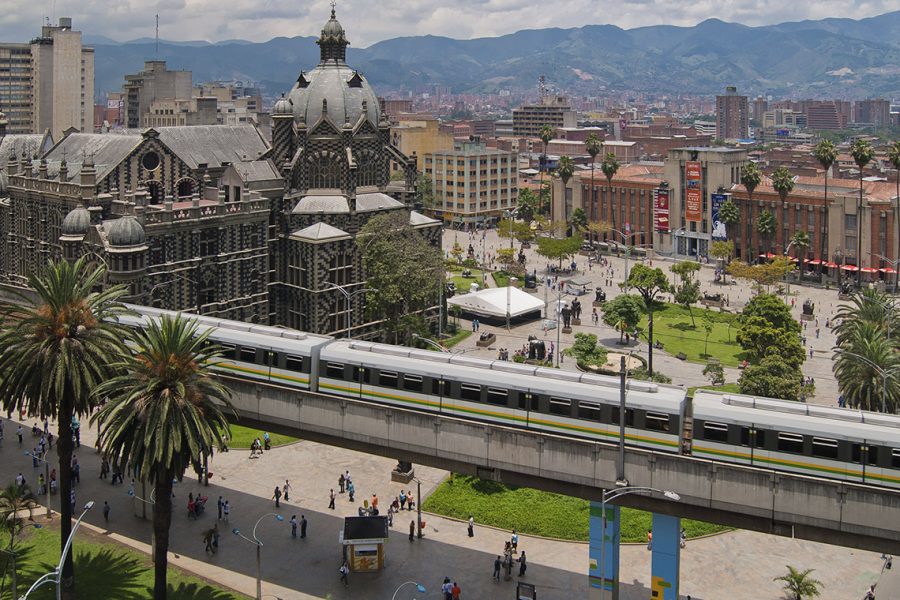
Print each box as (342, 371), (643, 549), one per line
(654, 188), (670, 232)
(685, 188), (702, 223)
(686, 161), (702, 181)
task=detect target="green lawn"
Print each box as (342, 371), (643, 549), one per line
(0, 526), (248, 599)
(448, 270), (487, 293)
(442, 329), (472, 348)
(226, 425), (298, 449)
(687, 383), (741, 397)
(639, 304), (746, 367)
(423, 475), (728, 542)
(491, 272), (525, 288)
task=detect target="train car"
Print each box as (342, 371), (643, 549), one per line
(692, 389), (900, 489)
(120, 305), (334, 391)
(317, 340), (688, 453)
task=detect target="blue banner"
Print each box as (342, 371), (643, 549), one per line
(711, 193), (728, 241)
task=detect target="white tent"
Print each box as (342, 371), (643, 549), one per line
(447, 286), (545, 319)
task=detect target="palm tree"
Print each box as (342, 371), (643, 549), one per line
(813, 140), (838, 276)
(93, 314), (234, 600)
(833, 288), (900, 350)
(585, 133), (603, 240)
(0, 484), (39, 599)
(756, 209), (776, 255)
(850, 139), (875, 287)
(771, 166), (795, 253)
(834, 323), (900, 413)
(557, 155), (576, 223)
(774, 565), (823, 600)
(515, 188), (538, 224)
(718, 197), (739, 241)
(790, 231), (811, 265)
(538, 124), (554, 215)
(601, 152), (621, 252)
(0, 258), (129, 598)
(888, 141), (900, 290)
(740, 162), (763, 257)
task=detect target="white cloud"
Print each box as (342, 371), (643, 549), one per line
(0, 0), (894, 45)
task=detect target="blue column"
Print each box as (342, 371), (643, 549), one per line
(589, 502), (620, 599)
(650, 513), (681, 600)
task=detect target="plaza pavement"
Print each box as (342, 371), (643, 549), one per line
(443, 228), (851, 407)
(5, 414), (889, 600)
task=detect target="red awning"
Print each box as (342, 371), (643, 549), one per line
(861, 267), (879, 273)
(880, 267), (897, 274)
(758, 252), (777, 259)
(807, 259), (822, 265)
(789, 257), (799, 262)
(823, 261), (839, 268)
(841, 264), (859, 272)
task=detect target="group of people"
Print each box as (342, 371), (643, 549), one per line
(249, 432), (272, 457)
(493, 530), (527, 581)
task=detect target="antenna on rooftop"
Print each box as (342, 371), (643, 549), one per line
(155, 14), (159, 57)
(538, 75), (546, 100)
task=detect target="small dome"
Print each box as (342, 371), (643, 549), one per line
(273, 95), (292, 115)
(61, 206), (91, 236)
(106, 216), (145, 247)
(321, 8), (346, 41)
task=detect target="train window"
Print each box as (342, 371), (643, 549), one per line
(893, 449), (900, 469)
(811, 437), (839, 459)
(702, 422), (728, 443)
(403, 374), (423, 392)
(852, 444), (879, 465)
(549, 397), (571, 416)
(645, 412), (670, 432)
(610, 407), (635, 427)
(240, 347), (257, 363)
(487, 388), (508, 406)
(267, 351), (279, 366)
(460, 384), (481, 402)
(740, 428), (766, 448)
(518, 393), (539, 411)
(219, 344), (236, 360)
(777, 433), (804, 454)
(577, 401), (602, 421)
(286, 355), (304, 372)
(431, 379), (445, 395)
(379, 371), (398, 388)
(326, 362), (345, 379)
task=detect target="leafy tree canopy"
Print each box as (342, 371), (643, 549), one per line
(535, 234), (582, 267)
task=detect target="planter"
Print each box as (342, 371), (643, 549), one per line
(676, 352), (688, 361)
(476, 334), (496, 347)
(800, 313), (814, 321)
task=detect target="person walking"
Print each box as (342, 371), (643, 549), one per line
(338, 473), (345, 493)
(300, 514), (308, 539)
(16, 425), (22, 445)
(468, 515), (474, 537)
(511, 530), (518, 553)
(103, 501), (110, 522)
(493, 556), (502, 581)
(399, 490), (407, 510)
(217, 496), (224, 520)
(407, 491), (414, 511)
(518, 551), (527, 576)
(273, 485), (282, 508)
(347, 480), (355, 502)
(283, 479), (292, 502)
(451, 581), (461, 599)
(223, 500), (230, 523)
(409, 520), (415, 541)
(328, 488), (336, 510)
(339, 561), (349, 586)
(647, 529), (653, 550)
(290, 515), (298, 538)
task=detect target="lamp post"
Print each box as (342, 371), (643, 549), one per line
(598, 488), (680, 600)
(834, 248), (844, 289)
(232, 513), (284, 600)
(4, 522), (42, 599)
(19, 501), (94, 600)
(322, 282), (379, 339)
(391, 581), (427, 600)
(607, 228), (646, 292)
(506, 277), (518, 331)
(23, 451), (51, 518)
(413, 477), (423, 539)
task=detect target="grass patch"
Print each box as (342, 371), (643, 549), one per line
(687, 383), (741, 397)
(0, 525), (248, 599)
(639, 304), (746, 367)
(442, 329), (472, 348)
(423, 475), (729, 542)
(226, 425), (298, 449)
(491, 272), (525, 288)
(448, 270), (487, 292)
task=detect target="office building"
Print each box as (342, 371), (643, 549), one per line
(123, 61), (193, 129)
(854, 99), (891, 127)
(715, 86), (749, 140)
(512, 96), (577, 137)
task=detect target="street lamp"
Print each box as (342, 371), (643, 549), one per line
(232, 513), (284, 600)
(838, 350), (900, 413)
(598, 488), (679, 600)
(23, 451), (51, 518)
(391, 581), (426, 600)
(19, 501), (94, 600)
(411, 333), (449, 353)
(323, 282), (379, 339)
(4, 521), (42, 599)
(412, 477), (424, 539)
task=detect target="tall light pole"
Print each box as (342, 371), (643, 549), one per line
(323, 282), (379, 339)
(391, 582), (426, 600)
(870, 252), (900, 293)
(598, 488), (680, 600)
(607, 228), (645, 292)
(411, 333), (449, 353)
(19, 501), (94, 600)
(232, 513), (284, 600)
(506, 277), (518, 331)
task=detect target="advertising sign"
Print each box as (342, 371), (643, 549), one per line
(685, 161), (703, 223)
(654, 188), (670, 232)
(685, 161), (702, 181)
(711, 193), (728, 240)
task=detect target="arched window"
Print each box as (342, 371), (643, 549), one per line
(145, 181), (163, 205)
(355, 150), (380, 188)
(307, 152), (343, 189)
(176, 178), (195, 200)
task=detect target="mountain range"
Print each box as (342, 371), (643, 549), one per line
(89, 11), (900, 100)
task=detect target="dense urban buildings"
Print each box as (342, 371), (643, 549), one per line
(0, 18), (93, 140)
(715, 86), (749, 140)
(512, 95), (577, 137)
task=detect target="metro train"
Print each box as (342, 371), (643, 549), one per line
(120, 305), (900, 490)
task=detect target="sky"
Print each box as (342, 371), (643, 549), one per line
(0, 0), (896, 46)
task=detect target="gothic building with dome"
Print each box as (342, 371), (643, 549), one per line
(0, 9), (440, 336)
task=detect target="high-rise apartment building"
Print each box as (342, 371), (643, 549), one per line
(715, 86), (749, 140)
(512, 96), (577, 137)
(123, 61), (193, 128)
(752, 96), (768, 120)
(0, 17), (94, 139)
(854, 99), (891, 127)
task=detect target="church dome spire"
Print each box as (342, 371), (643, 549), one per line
(317, 3), (349, 63)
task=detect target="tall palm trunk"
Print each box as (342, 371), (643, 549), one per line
(895, 176), (899, 291)
(152, 470), (175, 600)
(857, 172), (863, 287)
(819, 172), (828, 278)
(57, 390), (76, 599)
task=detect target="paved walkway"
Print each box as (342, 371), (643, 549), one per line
(444, 228), (849, 406)
(6, 415), (888, 600)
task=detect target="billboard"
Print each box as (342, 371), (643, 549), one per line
(654, 188), (670, 232)
(685, 161), (702, 181)
(685, 161), (703, 223)
(710, 193), (728, 240)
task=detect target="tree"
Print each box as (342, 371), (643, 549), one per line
(740, 293), (800, 336)
(889, 140), (900, 290)
(416, 172), (434, 210)
(756, 209), (776, 255)
(450, 240), (464, 264)
(535, 234), (582, 269)
(497, 218), (535, 248)
(601, 152), (621, 249)
(813, 140), (838, 275)
(850, 139), (875, 287)
(570, 207), (588, 234)
(718, 197), (739, 240)
(539, 124), (554, 214)
(703, 363), (725, 386)
(563, 333), (609, 369)
(558, 155), (575, 185)
(496, 247), (517, 272)
(701, 313), (715, 358)
(739, 355), (803, 401)
(601, 294), (644, 344)
(671, 261), (701, 326)
(833, 288), (900, 349)
(834, 323), (900, 413)
(360, 212), (444, 344)
(587, 220), (612, 255)
(585, 133), (603, 227)
(741, 162), (763, 256)
(728, 257), (793, 293)
(773, 565), (823, 600)
(516, 188), (539, 224)
(0, 258), (129, 599)
(772, 166), (795, 252)
(0, 484), (39, 599)
(626, 264), (670, 375)
(710, 240), (735, 282)
(93, 314), (234, 600)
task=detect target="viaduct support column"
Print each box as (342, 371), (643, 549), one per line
(650, 512), (681, 600)
(589, 501), (620, 599)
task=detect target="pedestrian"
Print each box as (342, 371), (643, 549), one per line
(73, 461), (80, 485)
(409, 519), (415, 541)
(468, 514), (474, 537)
(680, 527), (686, 549)
(273, 485), (282, 508)
(647, 528), (653, 550)
(223, 500), (230, 522)
(407, 491), (414, 511)
(387, 504), (394, 527)
(511, 530), (518, 553)
(329, 488), (336, 510)
(43, 418), (49, 436)
(15, 472), (23, 488)
(399, 490), (407, 510)
(300, 514), (307, 538)
(283, 479), (292, 502)
(371, 493), (378, 510)
(451, 581), (461, 600)
(518, 551), (527, 576)
(290, 515), (298, 538)
(103, 501), (110, 522)
(347, 480), (355, 502)
(864, 584), (876, 600)
(38, 473), (45, 495)
(441, 577), (452, 599)
(203, 527), (215, 554)
(100, 458), (110, 480)
(263, 431), (271, 451)
(217, 496), (224, 520)
(17, 425), (22, 444)
(221, 434), (229, 452)
(338, 472), (345, 493)
(493, 556), (502, 581)
(339, 561), (349, 586)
